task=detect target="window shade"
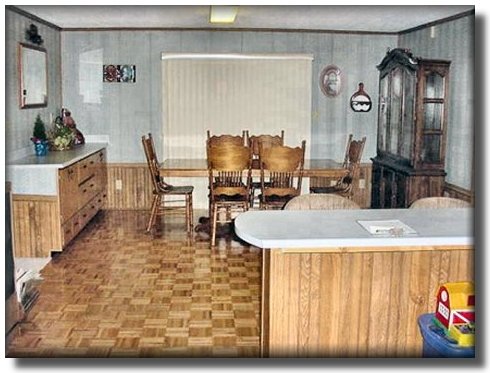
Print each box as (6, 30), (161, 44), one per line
(161, 53), (312, 208)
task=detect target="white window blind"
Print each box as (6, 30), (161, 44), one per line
(161, 53), (313, 208)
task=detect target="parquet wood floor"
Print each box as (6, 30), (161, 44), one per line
(7, 210), (262, 358)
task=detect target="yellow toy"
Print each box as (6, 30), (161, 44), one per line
(433, 281), (475, 346)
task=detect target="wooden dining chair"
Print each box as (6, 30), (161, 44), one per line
(284, 193), (361, 210)
(141, 133), (194, 234)
(310, 134), (366, 199)
(409, 197), (472, 209)
(207, 143), (253, 246)
(248, 131), (285, 207)
(206, 130), (249, 148)
(258, 140), (306, 210)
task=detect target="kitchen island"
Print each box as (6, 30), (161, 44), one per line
(234, 208), (474, 357)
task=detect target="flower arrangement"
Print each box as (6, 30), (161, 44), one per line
(48, 116), (76, 151)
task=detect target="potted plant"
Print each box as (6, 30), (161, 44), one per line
(31, 114), (49, 156)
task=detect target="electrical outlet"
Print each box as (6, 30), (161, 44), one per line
(359, 179), (366, 189)
(115, 179), (122, 190)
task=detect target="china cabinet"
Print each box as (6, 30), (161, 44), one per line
(371, 48), (451, 208)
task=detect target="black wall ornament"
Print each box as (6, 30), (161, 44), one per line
(350, 82), (372, 112)
(25, 24), (44, 46)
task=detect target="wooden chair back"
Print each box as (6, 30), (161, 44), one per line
(248, 131), (285, 158)
(206, 130), (249, 147)
(207, 144), (252, 199)
(142, 133), (170, 192)
(343, 134), (366, 171)
(284, 194), (361, 210)
(409, 197), (472, 209)
(259, 140), (306, 202)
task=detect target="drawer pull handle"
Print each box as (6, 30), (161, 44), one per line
(82, 213), (87, 218)
(83, 165), (87, 169)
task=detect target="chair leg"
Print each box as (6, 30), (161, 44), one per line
(187, 194), (194, 234)
(147, 194), (161, 232)
(211, 202), (218, 246)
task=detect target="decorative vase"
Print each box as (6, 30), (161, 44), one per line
(34, 140), (49, 156)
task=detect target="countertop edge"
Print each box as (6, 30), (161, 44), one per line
(7, 143), (107, 169)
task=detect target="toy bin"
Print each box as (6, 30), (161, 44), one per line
(418, 313), (475, 358)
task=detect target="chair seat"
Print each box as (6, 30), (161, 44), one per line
(258, 194), (296, 206)
(309, 185), (340, 194)
(164, 185), (194, 194)
(213, 193), (249, 202)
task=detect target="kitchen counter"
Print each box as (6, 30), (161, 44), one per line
(6, 143), (107, 195)
(235, 207), (474, 357)
(234, 208), (473, 250)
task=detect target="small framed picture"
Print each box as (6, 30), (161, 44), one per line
(320, 65), (342, 97)
(103, 64), (136, 83)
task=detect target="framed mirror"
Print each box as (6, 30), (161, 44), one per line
(18, 43), (48, 108)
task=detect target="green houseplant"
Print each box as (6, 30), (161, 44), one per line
(31, 114), (48, 156)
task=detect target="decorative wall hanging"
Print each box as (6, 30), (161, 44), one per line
(103, 64), (136, 83)
(320, 65), (342, 97)
(25, 24), (44, 46)
(350, 82), (372, 112)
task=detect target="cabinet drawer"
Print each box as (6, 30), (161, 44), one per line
(62, 214), (80, 246)
(78, 151), (100, 183)
(78, 195), (101, 228)
(78, 176), (99, 208)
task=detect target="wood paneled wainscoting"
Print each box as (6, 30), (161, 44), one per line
(310, 163), (372, 208)
(262, 245), (473, 357)
(106, 163), (153, 210)
(444, 182), (474, 205)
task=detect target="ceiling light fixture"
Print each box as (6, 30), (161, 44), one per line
(209, 6), (238, 24)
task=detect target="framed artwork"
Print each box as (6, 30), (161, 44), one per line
(320, 65), (342, 97)
(103, 64), (136, 83)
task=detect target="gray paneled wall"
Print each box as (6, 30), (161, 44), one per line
(399, 14), (474, 190)
(5, 9), (62, 161)
(5, 9), (473, 193)
(61, 30), (396, 163)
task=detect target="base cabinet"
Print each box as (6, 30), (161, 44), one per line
(371, 158), (445, 208)
(262, 246), (473, 357)
(12, 148), (107, 257)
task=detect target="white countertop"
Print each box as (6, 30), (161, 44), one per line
(7, 143), (107, 169)
(234, 208), (474, 249)
(6, 143), (107, 196)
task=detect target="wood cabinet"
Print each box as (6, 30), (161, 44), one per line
(58, 149), (107, 248)
(371, 48), (450, 208)
(12, 147), (107, 257)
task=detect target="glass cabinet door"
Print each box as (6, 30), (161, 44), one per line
(425, 71), (445, 99)
(377, 75), (389, 153)
(421, 70), (446, 164)
(388, 68), (403, 155)
(400, 69), (415, 160)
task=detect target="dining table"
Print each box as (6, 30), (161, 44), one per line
(160, 158), (348, 178)
(159, 157), (349, 218)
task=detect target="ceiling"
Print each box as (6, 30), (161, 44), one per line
(15, 5), (474, 33)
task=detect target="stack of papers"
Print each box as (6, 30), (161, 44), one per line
(357, 219), (418, 237)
